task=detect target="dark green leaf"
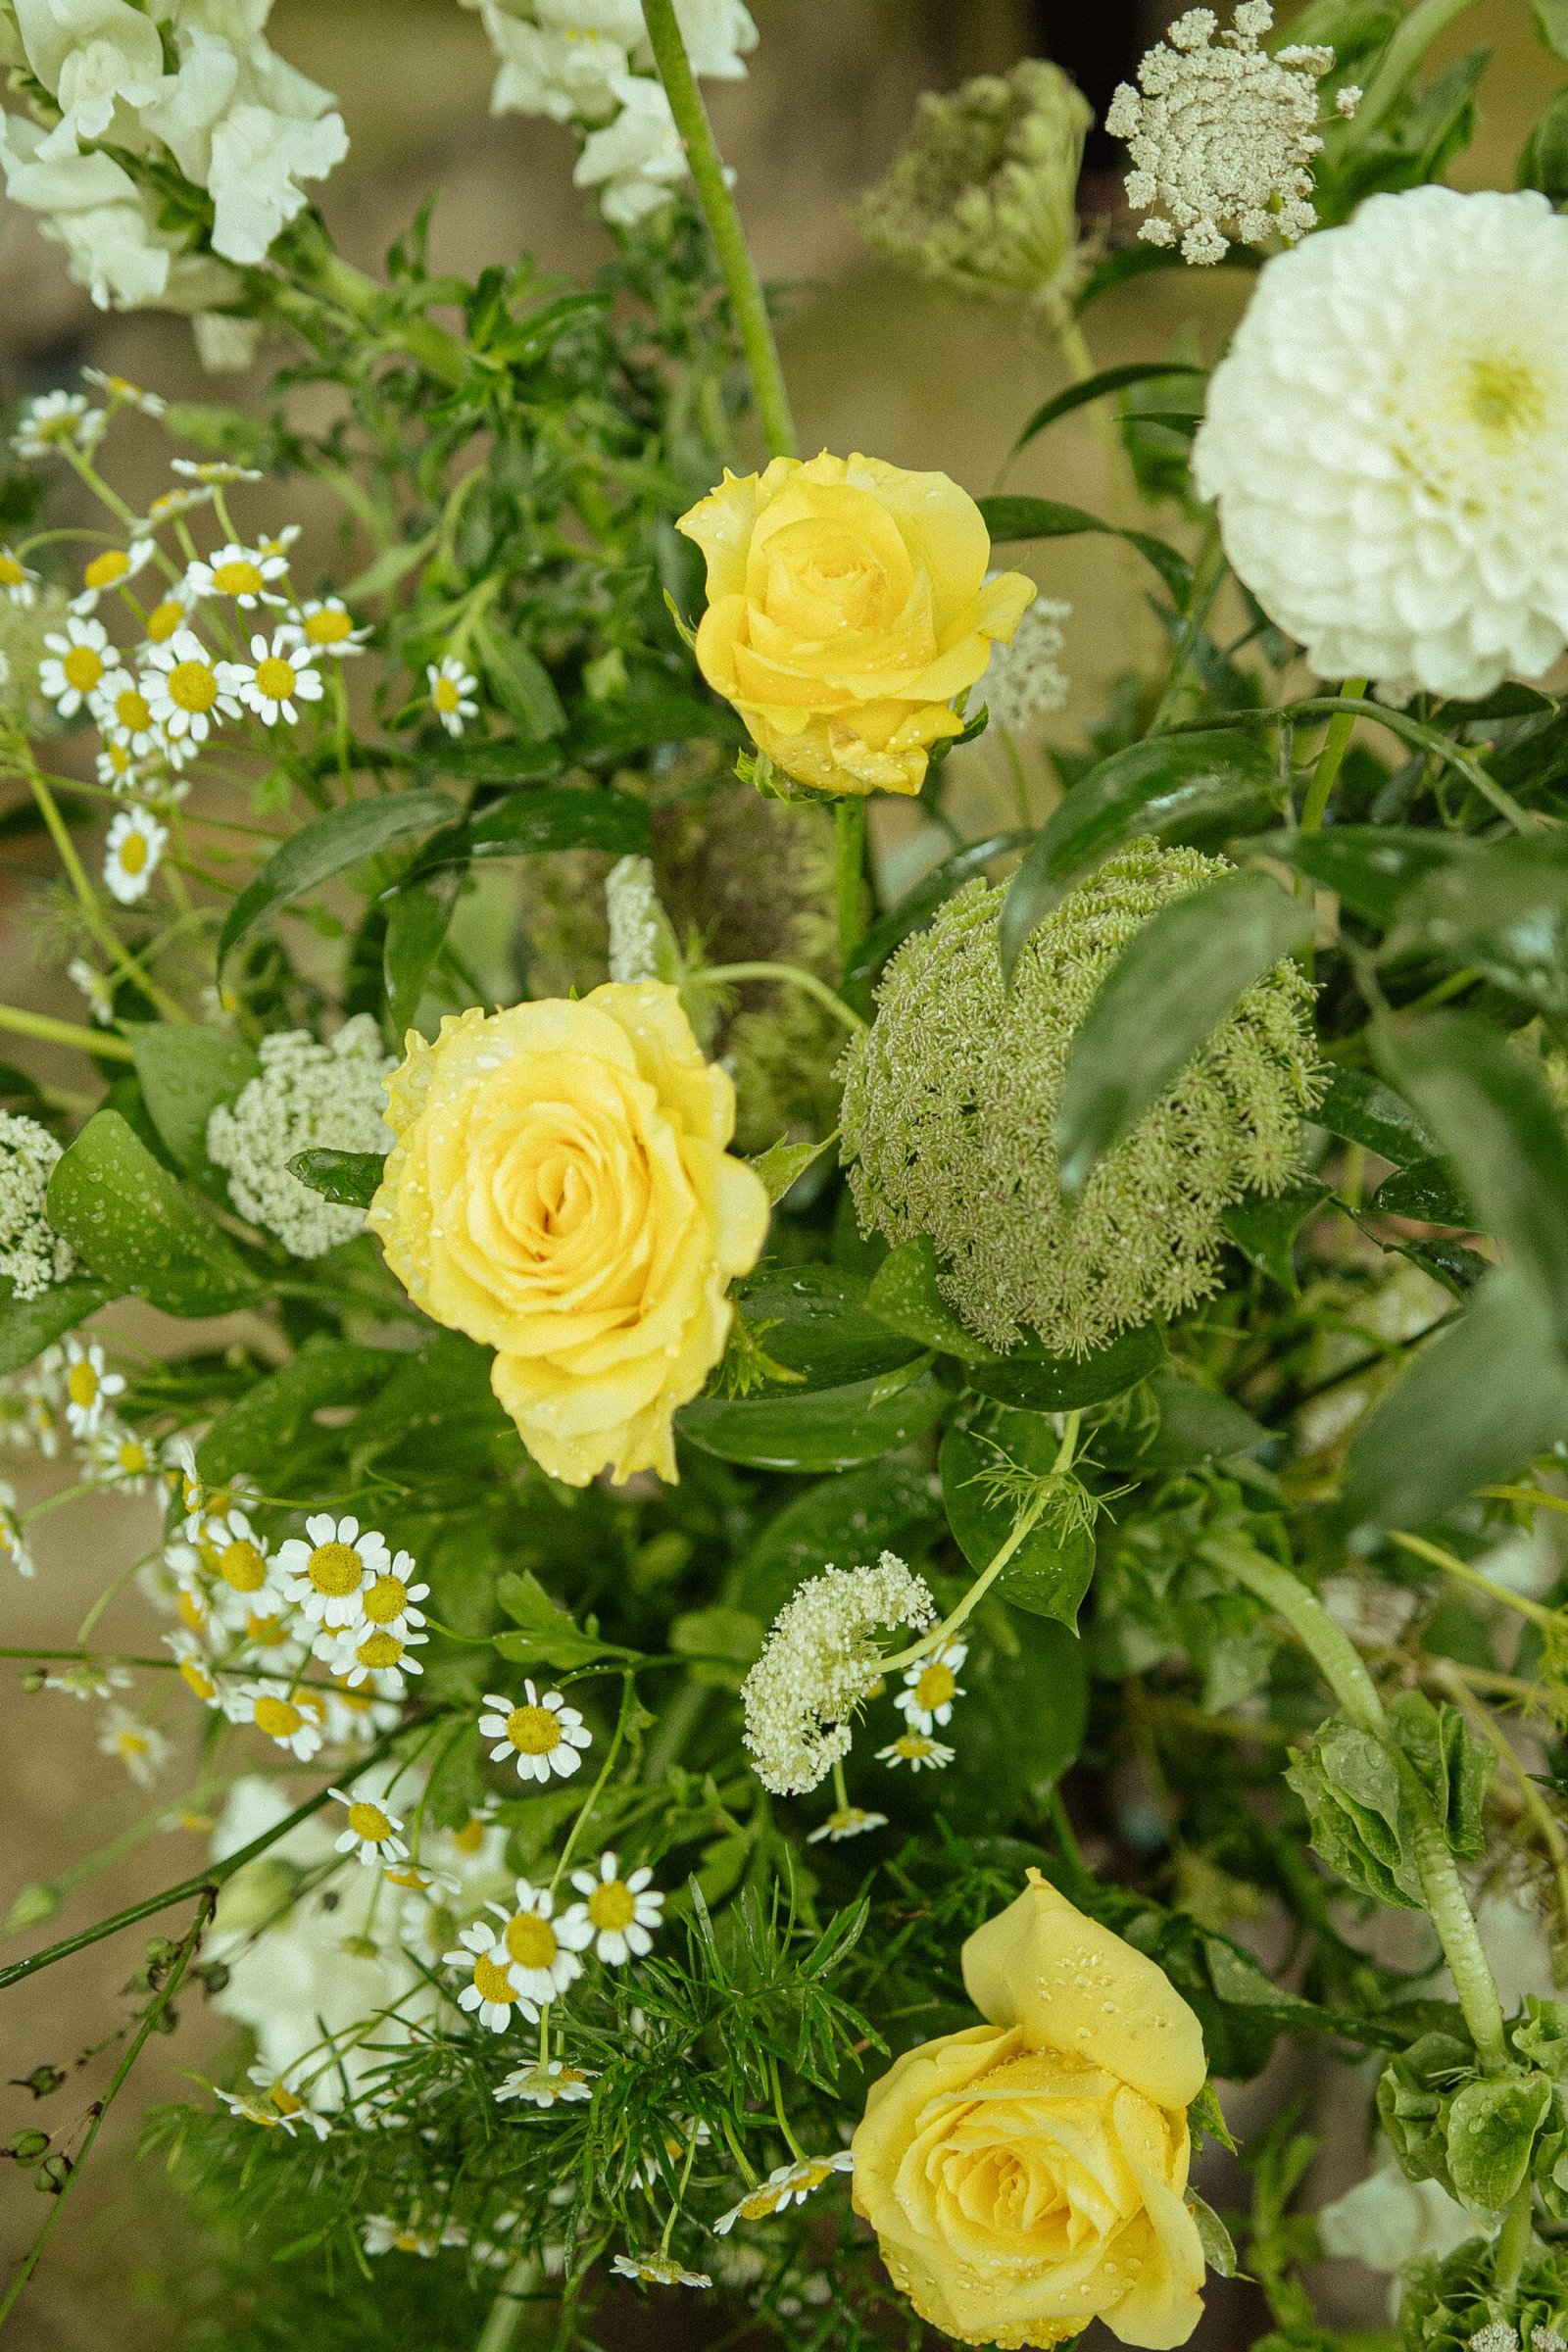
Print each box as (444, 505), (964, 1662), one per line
(965, 1322), (1165, 1412)
(1104, 1371), (1272, 1471)
(473, 615), (565, 740)
(1011, 363), (1207, 456)
(571, 692), (743, 760)
(729, 1460), (943, 1622)
(1521, 83), (1568, 194)
(47, 1110), (263, 1316)
(1370, 1157), (1473, 1227)
(197, 1342), (398, 1484)
(1221, 1182), (1331, 1294)
(0, 1276), (115, 1376)
(219, 790), (457, 971)
(1315, 1065), (1441, 1166)
(848, 833), (1030, 1001)
(864, 1235), (1001, 1365)
(433, 738), (563, 785)
(129, 1025), (260, 1175)
(383, 867), (461, 1035)
(1001, 732), (1280, 979)
(493, 1569), (633, 1669)
(1532, 0), (1568, 59)
(940, 1411), (1095, 1629)
(677, 1369), (948, 1472)
(944, 1604), (1087, 1823)
(464, 785), (652, 860)
(1262, 825), (1461, 925)
(730, 1265), (924, 1391)
(1384, 834), (1568, 1016)
(288, 1149), (384, 1208)
(976, 496), (1193, 610)
(1057, 871), (1314, 1193)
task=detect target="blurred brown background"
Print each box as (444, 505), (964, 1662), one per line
(0, 0), (1552, 2344)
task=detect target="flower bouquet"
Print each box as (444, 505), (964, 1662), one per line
(4, 4), (1568, 2350)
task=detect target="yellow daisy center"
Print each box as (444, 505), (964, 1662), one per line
(63, 646), (103, 693)
(253, 1694), (302, 1740)
(506, 1703), (560, 1755)
(270, 2083), (302, 2117)
(306, 607), (351, 644)
(116, 1729), (149, 1760)
(915, 1661), (956, 1710)
(118, 1443), (148, 1480)
(433, 675), (461, 712)
(219, 1537), (267, 1592)
(114, 687), (151, 731)
(246, 1613), (288, 1645)
(348, 1800), (391, 1842)
(587, 1880), (637, 1933)
(362, 1573), (409, 1625)
(306, 1540), (364, 1596)
(212, 559), (265, 597)
(179, 1657), (216, 1699)
(453, 1817), (486, 1854)
(68, 1360), (98, 1408)
(146, 600), (182, 642)
(356, 1630), (403, 1669)
(254, 655), (296, 701)
(84, 550), (129, 589)
(118, 831), (149, 876)
(472, 1953), (514, 2007)
(0, 555), (24, 585)
(177, 1591), (206, 1633)
(168, 658), (218, 713)
(506, 1912), (559, 1972)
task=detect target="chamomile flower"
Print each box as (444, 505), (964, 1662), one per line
(92, 674), (162, 759)
(355, 1555), (428, 1642)
(0, 549), (38, 606)
(289, 597), (370, 657)
(362, 2216), (438, 2258)
(331, 1787), (410, 1866)
(567, 1851), (663, 1965)
(71, 538), (155, 615)
(876, 1731), (955, 1771)
(895, 1636), (967, 1735)
(427, 653), (478, 737)
(444, 1916), (543, 2034)
(807, 1806), (888, 1843)
(318, 1675), (402, 1745)
(0, 1484), (33, 1578)
(230, 629), (323, 725)
(165, 1629), (221, 1706)
(141, 486), (214, 527)
(98, 1705), (170, 1787)
(142, 593), (191, 644)
(85, 1421), (156, 1490)
(497, 1880), (591, 2004)
(103, 808), (167, 905)
(479, 1684), (591, 1784)
(170, 459), (262, 485)
(39, 616), (121, 716)
(44, 1659), (129, 1699)
(82, 370), (168, 418)
(184, 542), (290, 610)
(385, 1859), (462, 1896)
(63, 1339), (124, 1437)
(216, 2068), (329, 2139)
(14, 391), (103, 460)
(611, 2252), (711, 2290)
(712, 2152), (855, 2233)
(141, 629), (243, 747)
(230, 1682), (325, 1759)
(202, 1507), (275, 1608)
(275, 1513), (391, 1630)
(323, 1621), (426, 1690)
(495, 2059), (593, 2108)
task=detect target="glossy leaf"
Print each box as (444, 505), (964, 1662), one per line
(1001, 732), (1279, 979)
(1221, 1182), (1331, 1295)
(464, 785), (652, 860)
(47, 1109), (263, 1316)
(0, 1275), (115, 1377)
(219, 789), (457, 971)
(129, 1024), (260, 1175)
(965, 1322), (1165, 1412)
(1262, 826), (1462, 926)
(944, 1605), (1088, 1824)
(864, 1235), (1000, 1365)
(848, 832), (1030, 1000)
(494, 1569), (632, 1669)
(1057, 871), (1314, 1193)
(977, 496), (1194, 611)
(940, 1411), (1096, 1629)
(677, 1368), (948, 1472)
(383, 866), (461, 1034)
(1315, 1066), (1440, 1167)
(1011, 363), (1207, 456)
(1101, 1371), (1272, 1472)
(729, 1460), (943, 1622)
(730, 1265), (924, 1391)
(1370, 1157), (1473, 1228)
(748, 1132), (836, 1204)
(197, 1342), (398, 1484)
(1384, 834), (1568, 1017)
(289, 1149), (384, 1208)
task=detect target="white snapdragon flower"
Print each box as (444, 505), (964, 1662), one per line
(205, 1019), (394, 1259)
(477, 7), (628, 123)
(10, 0), (168, 159)
(140, 24), (348, 266)
(574, 70), (685, 226)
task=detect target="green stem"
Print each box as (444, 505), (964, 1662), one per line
(25, 765), (187, 1022)
(0, 1003), (132, 1061)
(1390, 1530), (1556, 1633)
(638, 0), (798, 462)
(550, 1671), (633, 1894)
(1204, 1537), (1386, 1737)
(1494, 2180), (1536, 2293)
(885, 1414), (1081, 1671)
(694, 959), (866, 1032)
(474, 2257), (538, 2352)
(1148, 519), (1226, 734)
(1355, 0), (1482, 135)
(833, 800), (868, 978)
(1300, 680), (1368, 834)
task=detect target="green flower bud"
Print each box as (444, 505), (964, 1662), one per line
(1398, 2233), (1568, 2352)
(858, 59), (1093, 312)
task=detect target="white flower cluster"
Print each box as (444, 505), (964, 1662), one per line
(982, 595), (1071, 734)
(605, 852), (662, 982)
(1106, 2), (1350, 267)
(741, 1551), (936, 1796)
(0, 0), (348, 332)
(1193, 187), (1568, 700)
(0, 1113), (74, 1299)
(206, 1016), (393, 1259)
(464, 0), (757, 228)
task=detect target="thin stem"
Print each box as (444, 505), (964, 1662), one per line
(24, 765), (187, 1022)
(550, 1671), (633, 1893)
(884, 1414), (1080, 1671)
(1434, 1660), (1568, 1971)
(1390, 1530), (1556, 1633)
(1300, 680), (1368, 835)
(693, 960), (866, 1032)
(0, 1003), (132, 1061)
(1481, 1484), (1568, 1522)
(830, 1756), (850, 1813)
(768, 2056), (807, 2163)
(638, 0), (798, 462)
(1148, 519), (1226, 735)
(833, 800), (868, 978)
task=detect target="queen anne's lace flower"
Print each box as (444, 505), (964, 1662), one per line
(1193, 186), (1568, 700)
(206, 1017), (393, 1259)
(982, 596), (1071, 733)
(0, 1114), (74, 1300)
(741, 1552), (936, 1797)
(1105, 3), (1347, 267)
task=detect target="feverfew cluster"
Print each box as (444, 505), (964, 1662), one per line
(0, 1114), (74, 1299)
(1106, 3), (1351, 267)
(463, 0), (757, 227)
(741, 1552), (936, 1796)
(0, 0), (347, 336)
(206, 1018), (394, 1259)
(839, 844), (1323, 1356)
(982, 595), (1071, 734)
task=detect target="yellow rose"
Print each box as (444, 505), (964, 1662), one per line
(676, 450), (1036, 797)
(852, 1870), (1208, 2351)
(366, 982), (769, 1488)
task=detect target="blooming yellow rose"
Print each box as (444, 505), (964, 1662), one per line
(367, 983), (769, 1488)
(676, 450), (1036, 797)
(852, 1870), (1208, 2351)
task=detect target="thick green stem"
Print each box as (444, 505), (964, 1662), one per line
(0, 1004), (131, 1062)
(474, 2257), (537, 2352)
(1205, 1538), (1386, 1737)
(695, 959), (865, 1032)
(832, 801), (868, 978)
(639, 0), (798, 462)
(1494, 2180), (1536, 2293)
(1300, 680), (1368, 834)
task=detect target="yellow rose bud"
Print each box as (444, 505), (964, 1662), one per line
(367, 982), (769, 1488)
(676, 450), (1036, 799)
(851, 1870), (1208, 2350)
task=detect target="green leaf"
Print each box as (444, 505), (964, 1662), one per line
(748, 1132), (836, 1205)
(1057, 871), (1314, 1194)
(847, 832), (1030, 1001)
(669, 1604), (764, 1688)
(493, 1569), (634, 1670)
(864, 1235), (1000, 1365)
(977, 495), (1194, 611)
(1010, 363), (1208, 456)
(463, 784), (652, 860)
(1531, 0), (1568, 59)
(382, 867), (461, 1035)
(0, 1275), (115, 1376)
(1000, 732), (1279, 981)
(47, 1110), (263, 1316)
(1377, 1010), (1568, 1355)
(965, 1322), (1166, 1413)
(219, 790), (457, 972)
(1384, 834), (1568, 1018)
(1186, 2193), (1238, 2281)
(1315, 1065), (1441, 1166)
(1446, 2073), (1550, 2218)
(940, 1411), (1096, 1629)
(1369, 1157), (1473, 1227)
(729, 1265), (925, 1392)
(944, 1604), (1088, 1824)
(729, 1459), (943, 1621)
(1262, 825), (1461, 927)
(677, 1369), (948, 1472)
(1521, 84), (1568, 195)
(473, 615), (565, 740)
(1221, 1182), (1330, 1294)
(571, 692), (743, 760)
(288, 1149), (385, 1208)
(197, 1342), (398, 1484)
(1108, 1371), (1272, 1471)
(129, 1025), (260, 1175)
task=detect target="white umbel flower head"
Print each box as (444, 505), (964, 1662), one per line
(1106, 3), (1344, 267)
(1192, 187), (1568, 701)
(205, 1017), (394, 1258)
(0, 1114), (74, 1300)
(740, 1551), (936, 1796)
(982, 596), (1071, 734)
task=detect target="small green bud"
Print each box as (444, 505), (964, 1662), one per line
(3, 2130), (50, 2163)
(3, 1883), (59, 1936)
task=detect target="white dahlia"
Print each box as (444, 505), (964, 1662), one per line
(1192, 187), (1568, 702)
